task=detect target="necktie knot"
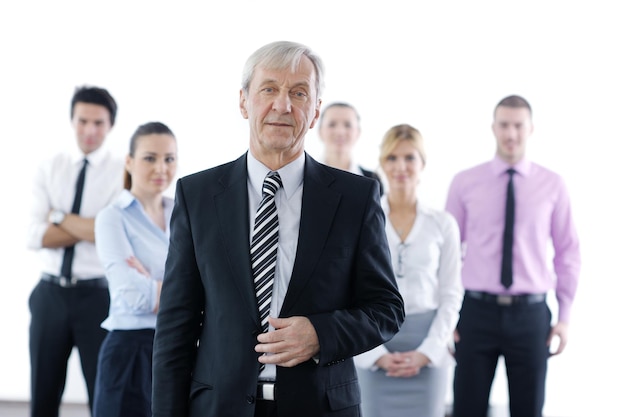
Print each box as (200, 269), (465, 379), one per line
(262, 171), (282, 197)
(506, 168), (515, 177)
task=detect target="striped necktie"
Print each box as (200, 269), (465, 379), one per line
(250, 171), (282, 371)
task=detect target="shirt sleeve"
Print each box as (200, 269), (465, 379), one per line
(445, 174), (466, 243)
(551, 178), (581, 323)
(26, 162), (52, 250)
(353, 344), (389, 371)
(416, 212), (464, 366)
(95, 206), (159, 314)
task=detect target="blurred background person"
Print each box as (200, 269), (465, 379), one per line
(93, 122), (178, 417)
(26, 85), (122, 417)
(355, 124), (463, 417)
(446, 95), (581, 417)
(318, 102), (384, 194)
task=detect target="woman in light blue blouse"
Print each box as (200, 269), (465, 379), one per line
(355, 124), (463, 417)
(93, 122), (177, 417)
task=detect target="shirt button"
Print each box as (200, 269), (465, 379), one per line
(246, 395), (255, 404)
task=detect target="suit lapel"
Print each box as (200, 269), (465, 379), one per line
(281, 155), (340, 315)
(213, 154), (260, 327)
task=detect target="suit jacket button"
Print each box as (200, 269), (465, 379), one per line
(246, 395), (255, 404)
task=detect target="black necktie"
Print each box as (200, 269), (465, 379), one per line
(501, 168), (515, 289)
(250, 171), (282, 372)
(60, 158), (88, 279)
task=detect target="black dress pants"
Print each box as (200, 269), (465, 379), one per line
(29, 280), (109, 417)
(255, 400), (278, 417)
(93, 329), (155, 417)
(452, 296), (551, 417)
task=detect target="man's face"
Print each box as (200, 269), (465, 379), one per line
(71, 102), (112, 155)
(492, 106), (533, 164)
(240, 57), (321, 163)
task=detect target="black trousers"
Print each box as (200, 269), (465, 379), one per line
(255, 400), (278, 417)
(93, 329), (155, 417)
(452, 296), (551, 417)
(29, 279), (110, 417)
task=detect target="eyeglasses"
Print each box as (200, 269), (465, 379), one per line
(395, 242), (409, 278)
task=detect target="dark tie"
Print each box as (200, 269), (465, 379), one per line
(501, 168), (515, 289)
(60, 158), (88, 280)
(250, 171), (282, 367)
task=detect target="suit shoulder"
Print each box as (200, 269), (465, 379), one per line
(329, 166), (379, 194)
(178, 159), (238, 186)
(359, 166), (380, 179)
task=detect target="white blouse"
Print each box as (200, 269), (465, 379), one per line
(354, 197), (464, 367)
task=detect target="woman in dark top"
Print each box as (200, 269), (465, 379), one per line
(318, 102), (384, 194)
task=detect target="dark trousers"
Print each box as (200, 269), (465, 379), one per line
(255, 400), (278, 417)
(93, 329), (155, 417)
(29, 280), (110, 417)
(452, 296), (551, 417)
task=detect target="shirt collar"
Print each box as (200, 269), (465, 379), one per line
(70, 144), (110, 168)
(247, 151), (305, 200)
(490, 155), (532, 177)
(114, 189), (137, 209)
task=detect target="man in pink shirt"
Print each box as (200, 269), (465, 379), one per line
(445, 95), (581, 417)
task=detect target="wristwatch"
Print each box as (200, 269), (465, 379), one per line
(49, 210), (66, 226)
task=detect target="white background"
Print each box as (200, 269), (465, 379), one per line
(1, 1), (624, 415)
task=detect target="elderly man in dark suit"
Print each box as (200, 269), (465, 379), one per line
(152, 40), (404, 417)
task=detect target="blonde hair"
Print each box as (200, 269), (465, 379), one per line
(379, 124), (426, 167)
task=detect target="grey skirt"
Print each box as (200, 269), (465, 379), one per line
(357, 310), (449, 417)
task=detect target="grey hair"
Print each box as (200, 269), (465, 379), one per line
(241, 41), (325, 99)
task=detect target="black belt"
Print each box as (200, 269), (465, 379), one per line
(465, 290), (546, 306)
(41, 273), (108, 289)
(257, 381), (276, 401)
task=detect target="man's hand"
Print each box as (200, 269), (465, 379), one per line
(547, 321), (569, 356)
(255, 316), (320, 367)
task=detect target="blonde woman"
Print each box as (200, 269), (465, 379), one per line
(355, 124), (463, 417)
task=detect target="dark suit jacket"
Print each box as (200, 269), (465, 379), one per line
(359, 166), (385, 196)
(152, 153), (404, 417)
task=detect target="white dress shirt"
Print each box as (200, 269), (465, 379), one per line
(354, 197), (464, 368)
(247, 151), (304, 380)
(26, 145), (124, 279)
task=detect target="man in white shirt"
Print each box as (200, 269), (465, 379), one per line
(26, 86), (124, 417)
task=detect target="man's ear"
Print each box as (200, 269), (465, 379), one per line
(309, 98), (322, 129)
(240, 89), (248, 119)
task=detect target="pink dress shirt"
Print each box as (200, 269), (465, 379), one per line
(445, 156), (581, 322)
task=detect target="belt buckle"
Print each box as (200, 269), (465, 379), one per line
(496, 295), (513, 306)
(260, 382), (275, 401)
(59, 276), (76, 288)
